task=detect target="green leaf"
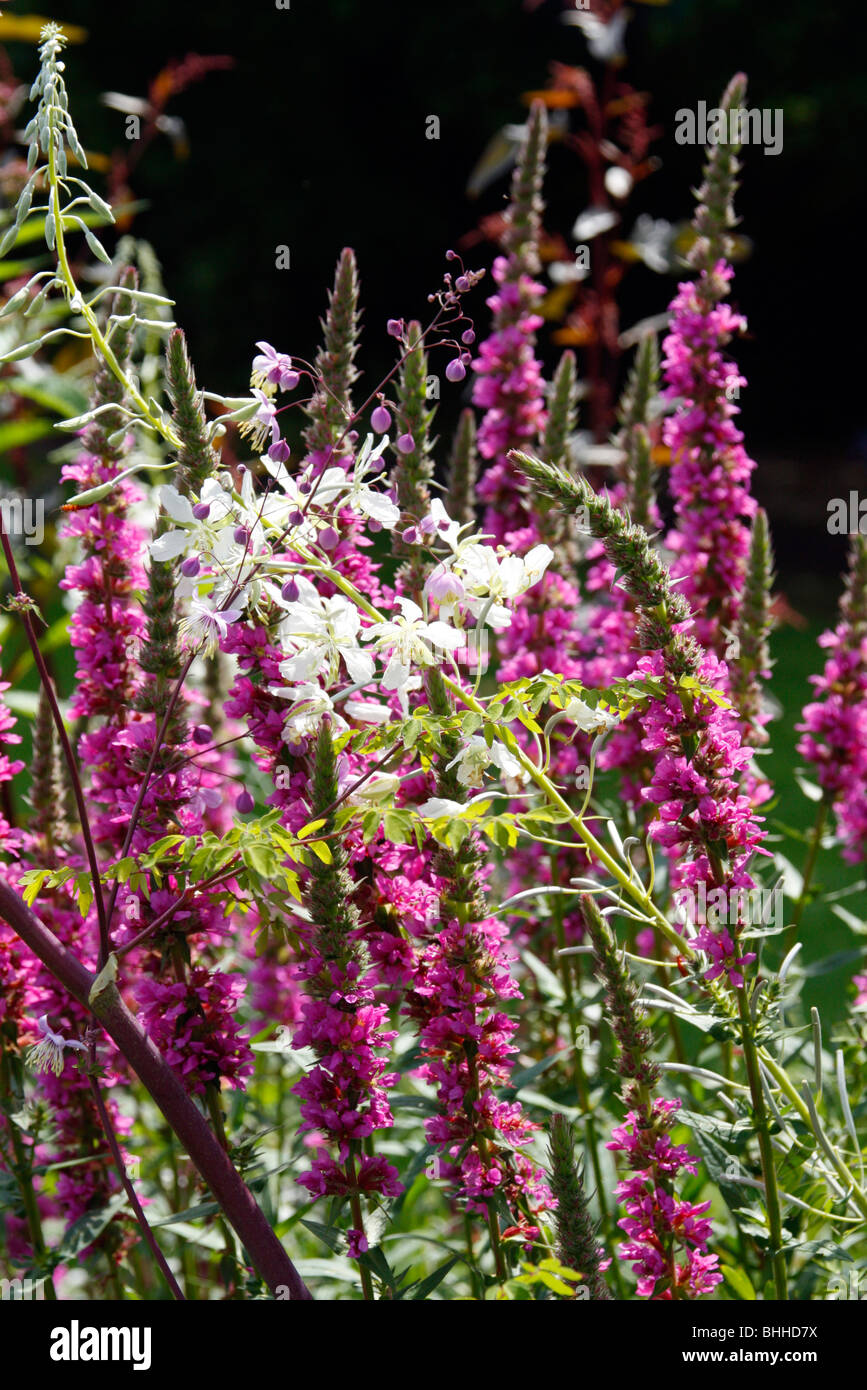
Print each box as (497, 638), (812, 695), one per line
(307, 839), (332, 865)
(0, 418), (54, 451)
(533, 1269), (578, 1296)
(54, 1192), (129, 1262)
(242, 843), (280, 879)
(0, 375), (90, 417)
(721, 1264), (756, 1300)
(408, 1255), (460, 1300)
(20, 870), (50, 907)
(297, 819), (326, 840)
(520, 949), (565, 1003)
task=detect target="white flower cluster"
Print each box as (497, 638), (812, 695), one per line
(148, 424), (554, 789)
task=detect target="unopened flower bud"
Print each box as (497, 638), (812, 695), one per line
(424, 564), (465, 606)
(446, 358), (466, 383)
(192, 502), (211, 520)
(268, 439), (291, 463)
(180, 556), (201, 578)
(397, 433), (415, 454)
(371, 405), (392, 433)
(236, 790), (255, 814)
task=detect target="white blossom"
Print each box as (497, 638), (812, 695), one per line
(148, 480), (235, 564)
(446, 735), (525, 789)
(275, 577), (375, 687)
(361, 596), (464, 692)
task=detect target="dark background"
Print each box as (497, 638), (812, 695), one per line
(2, 0), (865, 588)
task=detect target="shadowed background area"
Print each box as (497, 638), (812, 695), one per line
(2, 0), (864, 596)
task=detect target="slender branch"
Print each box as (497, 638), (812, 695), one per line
(0, 875), (312, 1299)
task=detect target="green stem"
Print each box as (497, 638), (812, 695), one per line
(47, 132), (181, 450)
(344, 1147), (374, 1301)
(786, 800), (828, 953)
(736, 986), (788, 1299)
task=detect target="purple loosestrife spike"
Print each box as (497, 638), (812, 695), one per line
(662, 76), (757, 659)
(407, 669), (554, 1234)
(82, 266), (139, 462)
(508, 449), (700, 674)
(165, 328), (218, 498)
(389, 320), (437, 594)
(730, 507), (775, 747)
(618, 331), (659, 433)
(548, 1114), (613, 1300)
(537, 349), (581, 552)
(292, 720), (401, 1204)
(797, 532), (867, 864)
(542, 349), (579, 473)
(581, 897), (721, 1299)
(303, 248), (360, 459)
(134, 522), (186, 753)
(689, 73), (748, 276)
(617, 333), (660, 533)
(474, 100), (548, 541)
(445, 408), (479, 529)
(28, 688), (70, 864)
(581, 894), (660, 1108)
(502, 98), (547, 276)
